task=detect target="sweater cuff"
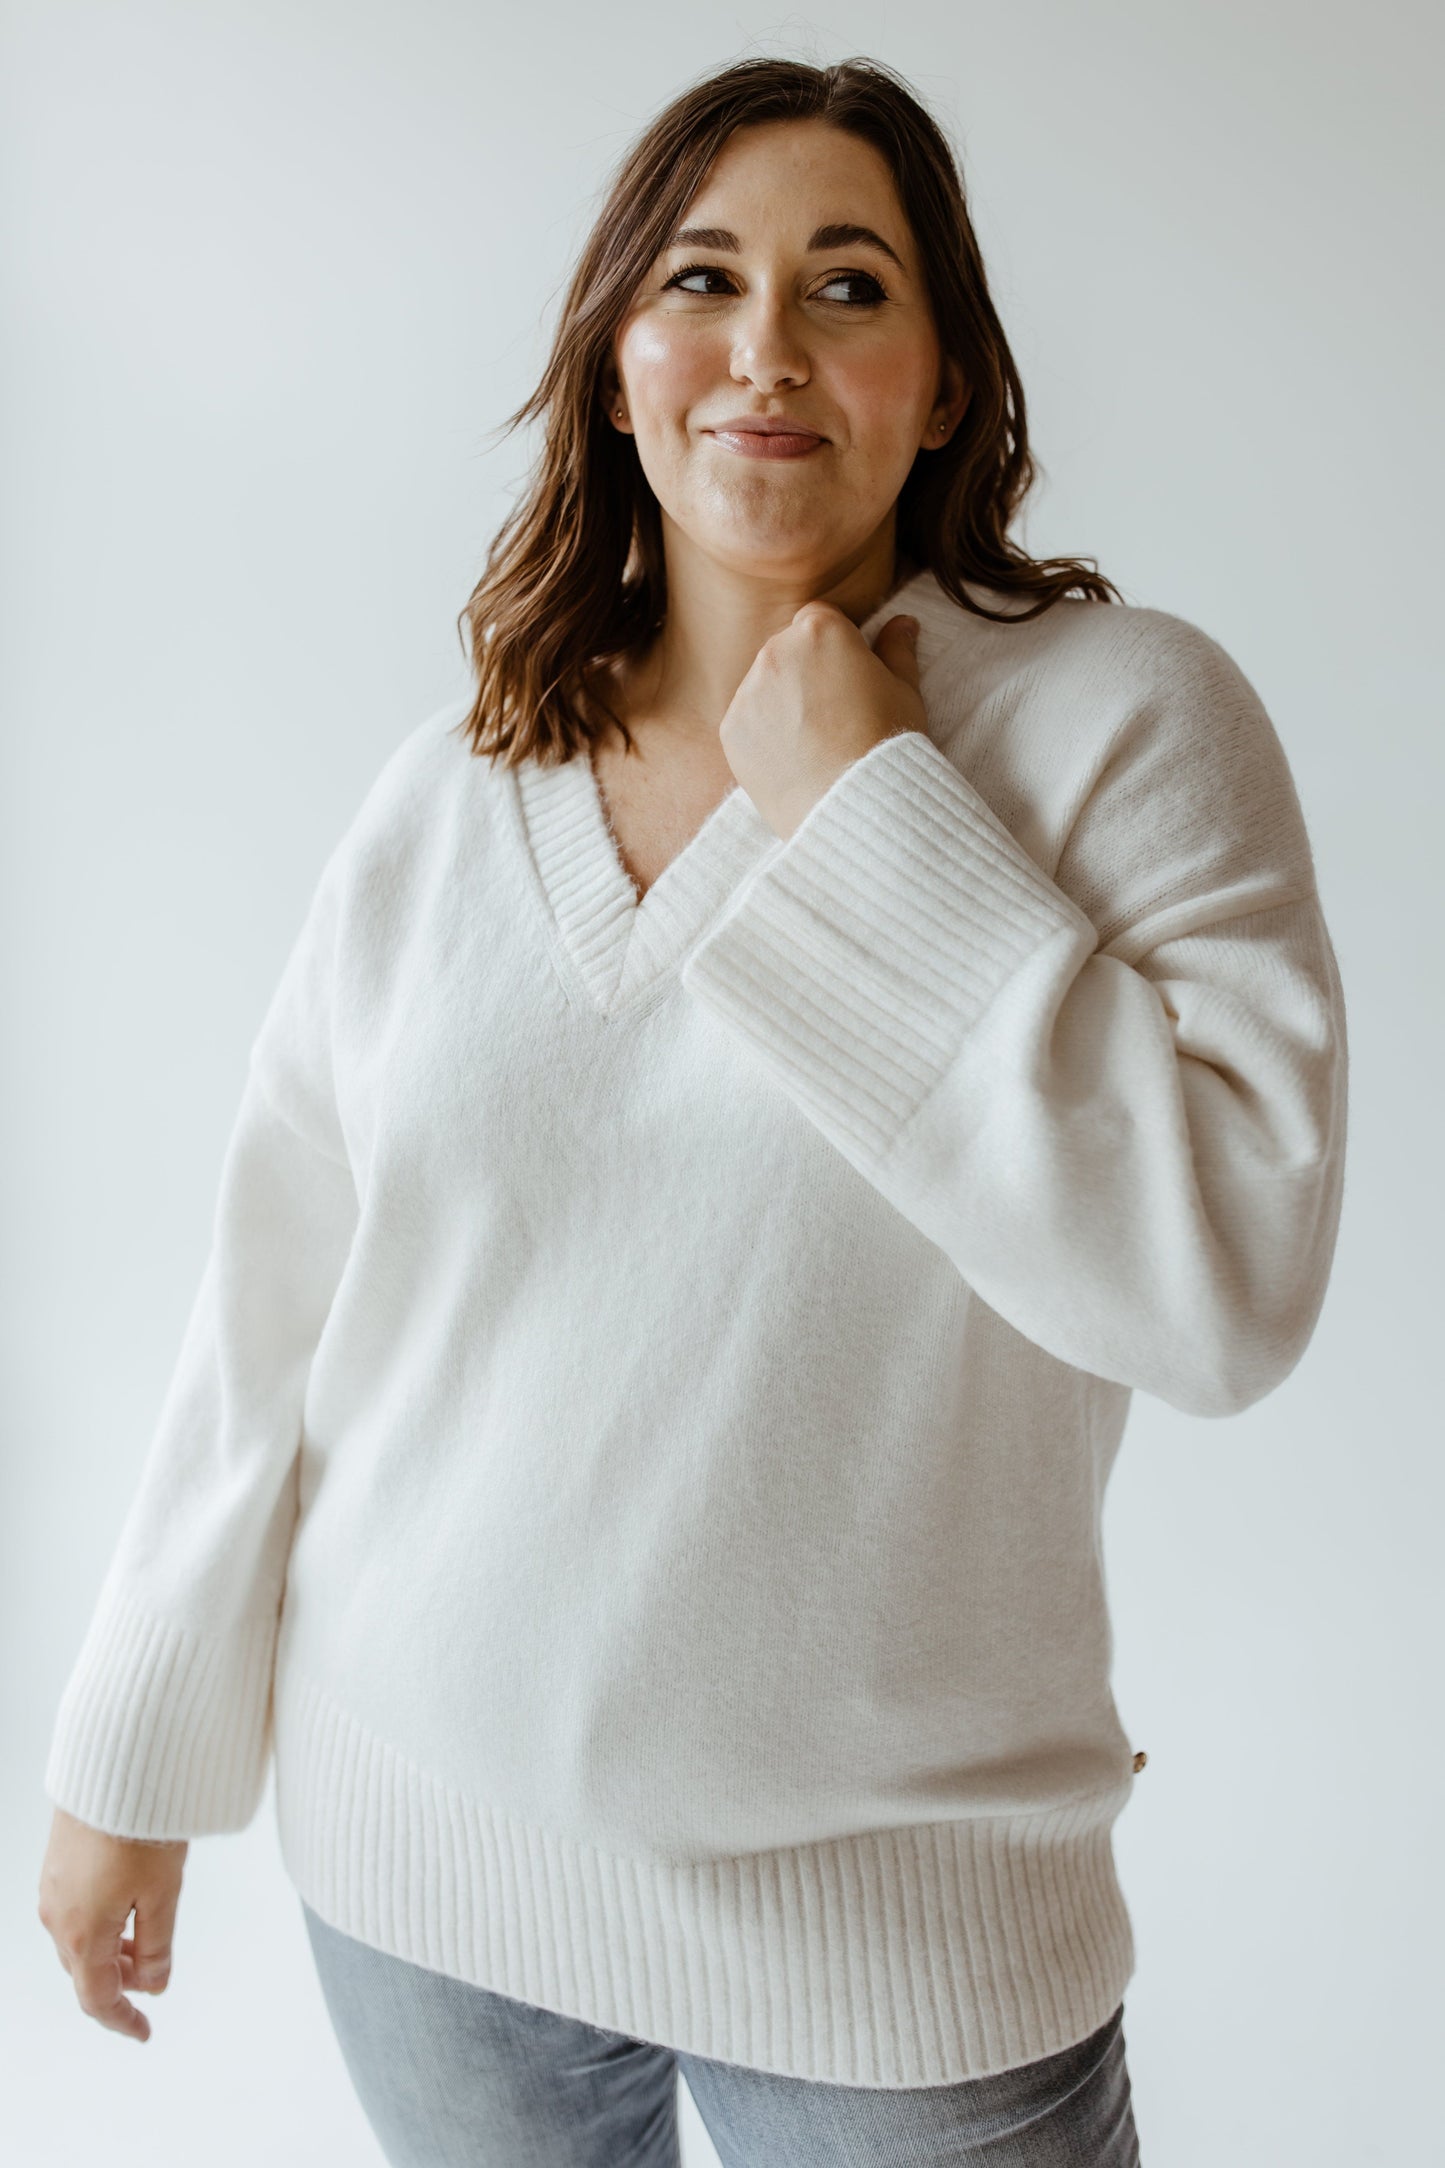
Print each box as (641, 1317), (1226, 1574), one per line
(680, 729), (1097, 1165)
(42, 1578), (277, 1839)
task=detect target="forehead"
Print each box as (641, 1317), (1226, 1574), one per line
(666, 125), (912, 270)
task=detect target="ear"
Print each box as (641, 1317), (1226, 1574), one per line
(873, 613), (922, 687)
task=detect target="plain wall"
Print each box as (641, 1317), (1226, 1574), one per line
(3, 3), (1440, 2161)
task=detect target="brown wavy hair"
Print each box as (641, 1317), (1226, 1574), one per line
(452, 53), (1124, 769)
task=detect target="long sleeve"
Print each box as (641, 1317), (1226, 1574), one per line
(42, 843), (359, 1839)
(680, 617), (1348, 1419)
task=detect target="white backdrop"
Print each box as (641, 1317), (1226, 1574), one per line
(3, 4), (1439, 2163)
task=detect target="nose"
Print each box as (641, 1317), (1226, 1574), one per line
(727, 292), (812, 394)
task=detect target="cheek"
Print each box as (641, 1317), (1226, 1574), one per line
(836, 350), (933, 451)
(621, 320), (715, 408)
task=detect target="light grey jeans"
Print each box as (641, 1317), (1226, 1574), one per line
(302, 1899), (1143, 2165)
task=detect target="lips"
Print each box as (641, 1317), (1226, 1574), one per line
(704, 419), (826, 460)
(706, 417), (823, 439)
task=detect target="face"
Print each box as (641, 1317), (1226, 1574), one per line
(605, 119), (966, 586)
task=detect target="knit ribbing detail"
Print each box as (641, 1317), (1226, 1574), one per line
(516, 754), (637, 1008)
(514, 753), (782, 1015)
(42, 1581), (276, 1837)
(617, 796), (784, 1003)
(680, 728), (1100, 1165)
(272, 1659), (1135, 2088)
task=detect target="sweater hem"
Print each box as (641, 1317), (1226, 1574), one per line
(272, 1656), (1136, 2089)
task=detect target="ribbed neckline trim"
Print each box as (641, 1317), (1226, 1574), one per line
(514, 754), (779, 1015)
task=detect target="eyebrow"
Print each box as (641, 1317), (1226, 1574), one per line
(664, 221), (908, 275)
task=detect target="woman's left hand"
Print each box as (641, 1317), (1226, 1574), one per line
(718, 603), (926, 841)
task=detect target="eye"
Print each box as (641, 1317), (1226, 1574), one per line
(661, 261), (888, 306)
(816, 269), (888, 305)
(661, 261), (733, 297)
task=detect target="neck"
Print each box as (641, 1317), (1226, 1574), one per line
(612, 537), (917, 758)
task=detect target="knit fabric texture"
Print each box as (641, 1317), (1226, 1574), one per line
(42, 567), (1349, 2084)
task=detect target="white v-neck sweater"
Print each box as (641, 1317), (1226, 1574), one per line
(43, 567), (1348, 2086)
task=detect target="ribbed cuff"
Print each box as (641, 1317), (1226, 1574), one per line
(42, 1579), (277, 1839)
(680, 729), (1097, 1165)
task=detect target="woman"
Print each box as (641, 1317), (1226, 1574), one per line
(38, 53), (1347, 2167)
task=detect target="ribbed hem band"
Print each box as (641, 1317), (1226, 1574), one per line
(272, 1658), (1135, 2089)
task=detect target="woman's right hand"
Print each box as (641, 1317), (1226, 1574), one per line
(37, 1805), (188, 2043)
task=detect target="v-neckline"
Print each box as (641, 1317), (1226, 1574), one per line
(513, 749), (782, 1017)
(510, 565), (937, 1020)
